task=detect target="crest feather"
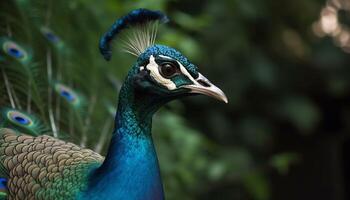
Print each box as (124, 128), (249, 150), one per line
(99, 8), (169, 60)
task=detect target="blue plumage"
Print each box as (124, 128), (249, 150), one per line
(0, 178), (7, 190)
(99, 8), (169, 61)
(11, 114), (30, 125)
(60, 90), (75, 101)
(0, 178), (7, 198)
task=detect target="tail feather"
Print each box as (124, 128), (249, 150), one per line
(0, 108), (49, 136)
(0, 0), (114, 151)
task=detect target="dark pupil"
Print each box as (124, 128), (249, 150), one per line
(0, 178), (7, 188)
(61, 90), (74, 101)
(9, 48), (23, 58)
(162, 64), (176, 77)
(46, 32), (58, 42)
(14, 116), (28, 124)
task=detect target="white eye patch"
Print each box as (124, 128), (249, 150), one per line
(158, 55), (197, 84)
(143, 55), (197, 90)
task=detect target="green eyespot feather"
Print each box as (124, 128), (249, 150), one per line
(0, 38), (31, 64)
(53, 82), (86, 110)
(40, 27), (64, 49)
(0, 108), (48, 136)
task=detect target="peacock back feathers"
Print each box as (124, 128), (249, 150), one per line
(0, 128), (103, 200)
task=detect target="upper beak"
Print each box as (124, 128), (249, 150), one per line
(181, 73), (228, 103)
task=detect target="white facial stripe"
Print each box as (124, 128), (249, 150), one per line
(158, 55), (199, 87)
(159, 55), (195, 83)
(176, 60), (198, 86)
(145, 55), (176, 90)
(159, 55), (172, 59)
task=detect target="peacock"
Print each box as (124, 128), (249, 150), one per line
(0, 7), (227, 200)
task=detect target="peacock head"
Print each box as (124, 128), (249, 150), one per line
(100, 9), (227, 104)
(131, 44), (227, 103)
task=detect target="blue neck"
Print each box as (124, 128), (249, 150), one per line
(84, 71), (164, 200)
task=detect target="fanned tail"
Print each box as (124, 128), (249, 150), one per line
(0, 0), (115, 152)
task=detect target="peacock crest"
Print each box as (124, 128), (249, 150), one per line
(99, 8), (169, 58)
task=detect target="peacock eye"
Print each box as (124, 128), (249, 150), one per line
(45, 32), (59, 43)
(159, 63), (178, 78)
(54, 83), (81, 107)
(40, 27), (60, 44)
(8, 111), (32, 126)
(2, 41), (27, 60)
(60, 90), (75, 102)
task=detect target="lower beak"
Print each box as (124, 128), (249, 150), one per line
(181, 73), (228, 103)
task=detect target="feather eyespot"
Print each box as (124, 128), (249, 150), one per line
(53, 82), (87, 110)
(2, 41), (28, 61)
(1, 108), (48, 136)
(60, 90), (75, 102)
(7, 111), (33, 126)
(54, 83), (81, 107)
(40, 27), (60, 44)
(55, 84), (77, 103)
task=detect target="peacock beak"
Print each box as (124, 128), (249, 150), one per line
(182, 73), (228, 103)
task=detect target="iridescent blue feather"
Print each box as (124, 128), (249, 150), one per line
(0, 177), (7, 200)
